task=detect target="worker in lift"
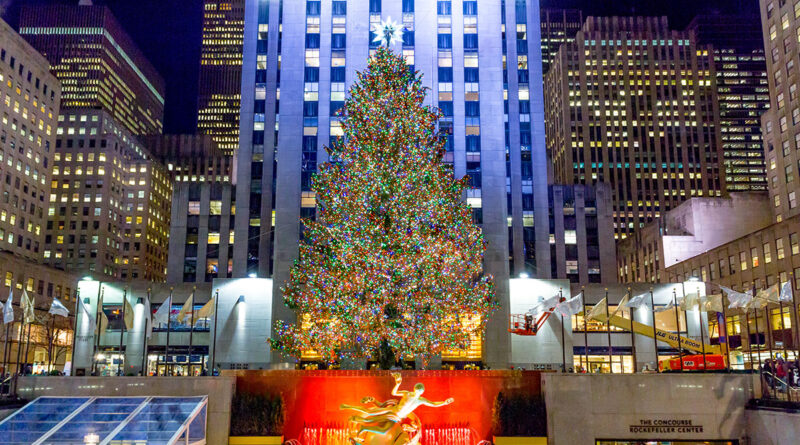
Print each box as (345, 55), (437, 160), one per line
(524, 313), (534, 333)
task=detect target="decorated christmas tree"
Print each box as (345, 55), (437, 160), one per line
(272, 46), (496, 365)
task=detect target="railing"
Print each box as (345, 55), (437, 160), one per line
(760, 371), (800, 403)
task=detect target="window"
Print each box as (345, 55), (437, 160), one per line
(751, 247), (760, 267)
(729, 255), (736, 275)
(764, 243), (772, 264)
(740, 251), (748, 270)
(791, 233), (799, 255)
(777, 238), (786, 259)
(790, 191), (798, 209)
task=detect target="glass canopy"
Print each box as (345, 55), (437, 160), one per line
(0, 396), (207, 445)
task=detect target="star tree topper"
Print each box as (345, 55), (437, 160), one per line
(371, 17), (404, 47)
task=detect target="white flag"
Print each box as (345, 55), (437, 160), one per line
(722, 286), (752, 309)
(22, 290), (35, 324)
(585, 297), (608, 321)
(554, 293), (584, 317)
(756, 284), (780, 304)
(680, 292), (701, 310)
(153, 295), (172, 327)
(527, 294), (561, 317)
(702, 294), (724, 313)
(611, 294), (629, 318)
(625, 293), (650, 309)
(3, 290), (14, 324)
(177, 292), (195, 325)
(654, 299), (677, 313)
(779, 281), (794, 303)
(48, 298), (70, 318)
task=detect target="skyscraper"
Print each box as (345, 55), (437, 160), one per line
(688, 14), (770, 193)
(540, 8), (583, 76)
(760, 0), (800, 221)
(19, 2), (166, 136)
(546, 17), (726, 240)
(45, 109), (172, 281)
(0, 17), (61, 262)
(197, 0), (245, 155)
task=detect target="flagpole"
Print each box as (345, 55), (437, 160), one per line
(695, 285), (707, 372)
(719, 286), (732, 370)
(47, 315), (55, 372)
(559, 289), (566, 373)
(141, 288), (150, 376)
(70, 288), (80, 377)
(188, 286), (197, 376)
(2, 323), (9, 376)
(679, 283), (692, 371)
(22, 323), (32, 375)
(14, 317), (23, 375)
(744, 309), (756, 370)
(779, 297), (788, 362)
(791, 272), (799, 362)
(751, 283), (763, 370)
(118, 287), (127, 376)
(166, 287), (173, 376)
(581, 287), (588, 373)
(673, 289), (684, 372)
(649, 289), (659, 372)
(628, 287), (637, 373)
(764, 295), (775, 364)
(604, 289), (613, 374)
(92, 286), (104, 375)
(211, 289), (220, 374)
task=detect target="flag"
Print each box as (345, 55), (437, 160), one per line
(177, 291), (195, 325)
(526, 294), (561, 317)
(554, 293), (583, 317)
(48, 298), (70, 318)
(22, 290), (35, 324)
(3, 290), (14, 324)
(654, 299), (677, 313)
(144, 293), (153, 339)
(153, 294), (172, 328)
(625, 293), (650, 309)
(123, 295), (135, 330)
(195, 297), (215, 320)
(78, 297), (95, 334)
(780, 281), (794, 303)
(722, 286), (752, 309)
(756, 284), (780, 304)
(702, 294), (724, 313)
(585, 297), (608, 321)
(679, 291), (701, 310)
(611, 294), (629, 318)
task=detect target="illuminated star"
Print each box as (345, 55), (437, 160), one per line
(371, 17), (404, 47)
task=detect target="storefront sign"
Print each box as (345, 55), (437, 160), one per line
(629, 419), (704, 434)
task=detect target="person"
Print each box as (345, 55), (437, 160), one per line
(776, 359), (788, 392)
(524, 313), (534, 333)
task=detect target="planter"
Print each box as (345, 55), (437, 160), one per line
(229, 436), (284, 445)
(493, 437), (547, 445)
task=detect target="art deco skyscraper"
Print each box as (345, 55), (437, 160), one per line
(19, 2), (166, 136)
(546, 17), (726, 240)
(197, 0), (246, 155)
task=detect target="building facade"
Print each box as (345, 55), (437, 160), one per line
(546, 16), (726, 240)
(688, 14), (770, 193)
(19, 2), (166, 136)
(197, 0), (245, 155)
(760, 0), (800, 222)
(45, 109), (172, 281)
(143, 134), (233, 183)
(539, 8), (583, 77)
(0, 18), (62, 263)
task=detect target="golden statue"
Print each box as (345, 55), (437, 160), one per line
(340, 372), (454, 445)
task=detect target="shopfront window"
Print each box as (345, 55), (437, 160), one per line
(572, 305), (631, 332)
(574, 355), (633, 374)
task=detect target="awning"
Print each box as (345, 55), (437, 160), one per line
(0, 395), (207, 444)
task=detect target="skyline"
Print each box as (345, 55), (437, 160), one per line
(3, 0), (760, 135)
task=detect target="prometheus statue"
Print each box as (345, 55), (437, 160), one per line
(340, 372), (454, 445)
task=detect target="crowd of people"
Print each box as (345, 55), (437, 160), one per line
(761, 358), (800, 395)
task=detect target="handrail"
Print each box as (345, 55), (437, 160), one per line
(761, 371), (800, 402)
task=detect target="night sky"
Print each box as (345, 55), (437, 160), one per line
(2, 0), (759, 135)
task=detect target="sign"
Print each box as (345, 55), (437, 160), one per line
(629, 419), (704, 434)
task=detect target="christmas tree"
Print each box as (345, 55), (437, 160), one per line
(272, 46), (496, 365)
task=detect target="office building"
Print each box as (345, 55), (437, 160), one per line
(197, 0), (245, 155)
(143, 134), (234, 183)
(539, 8), (583, 76)
(19, 1), (166, 136)
(688, 14), (770, 192)
(546, 16), (726, 240)
(760, 0), (800, 222)
(45, 109), (172, 281)
(0, 18), (61, 262)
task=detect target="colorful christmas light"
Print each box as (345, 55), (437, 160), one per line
(272, 47), (497, 364)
